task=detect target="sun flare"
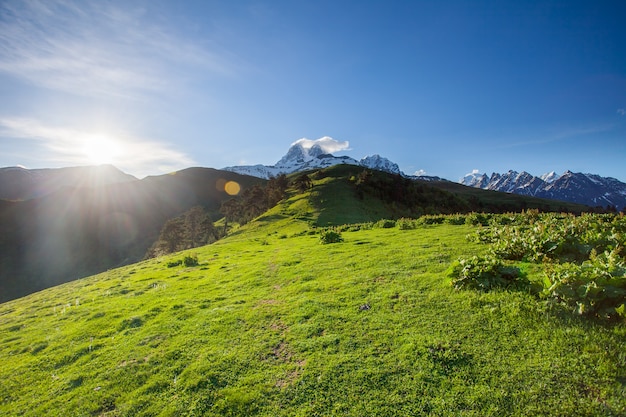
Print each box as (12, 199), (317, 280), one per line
(81, 134), (123, 165)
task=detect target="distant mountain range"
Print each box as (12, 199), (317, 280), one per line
(461, 170), (626, 211)
(0, 165), (136, 200)
(3, 142), (625, 213)
(222, 141), (626, 211)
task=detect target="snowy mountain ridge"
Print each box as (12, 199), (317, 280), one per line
(461, 170), (626, 211)
(223, 140), (403, 179)
(225, 136), (626, 211)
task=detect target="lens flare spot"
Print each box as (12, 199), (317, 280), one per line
(224, 181), (240, 196)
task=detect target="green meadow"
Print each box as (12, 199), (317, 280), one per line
(0, 169), (624, 416)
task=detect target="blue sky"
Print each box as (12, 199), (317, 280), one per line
(0, 0), (625, 181)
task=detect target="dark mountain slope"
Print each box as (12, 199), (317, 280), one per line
(432, 180), (591, 214)
(0, 168), (264, 302)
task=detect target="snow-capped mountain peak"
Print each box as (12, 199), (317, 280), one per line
(307, 143), (326, 159)
(540, 171), (559, 183)
(223, 138), (403, 179)
(460, 169), (626, 211)
(461, 170), (489, 187)
(275, 142), (310, 166)
(359, 154), (401, 174)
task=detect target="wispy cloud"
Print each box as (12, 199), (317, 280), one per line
(292, 136), (351, 153)
(493, 123), (615, 149)
(0, 117), (194, 177)
(0, 0), (233, 99)
(618, 109), (626, 116)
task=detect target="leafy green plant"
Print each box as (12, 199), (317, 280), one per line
(543, 248), (626, 318)
(416, 215), (446, 225)
(167, 254), (199, 267)
(167, 259), (182, 268)
(471, 213), (626, 263)
(462, 212), (626, 320)
(396, 217), (417, 230)
(183, 254), (199, 267)
(319, 229), (343, 244)
(444, 214), (467, 225)
(464, 212), (491, 226)
(448, 255), (526, 291)
(374, 219), (396, 228)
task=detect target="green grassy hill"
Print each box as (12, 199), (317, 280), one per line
(1, 166), (624, 416)
(0, 163), (592, 303)
(296, 165), (591, 226)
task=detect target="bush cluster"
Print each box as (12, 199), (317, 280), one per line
(543, 248), (626, 318)
(447, 255), (526, 291)
(183, 254), (199, 267)
(319, 230), (343, 244)
(167, 254), (199, 268)
(455, 212), (626, 319)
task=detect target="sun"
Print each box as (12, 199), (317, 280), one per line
(81, 134), (123, 165)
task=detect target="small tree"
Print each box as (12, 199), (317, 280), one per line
(146, 206), (219, 258)
(266, 174), (289, 206)
(184, 206), (218, 247)
(160, 218), (185, 254)
(220, 198), (242, 227)
(293, 173), (312, 192)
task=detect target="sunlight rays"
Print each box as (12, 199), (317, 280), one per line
(0, 117), (194, 176)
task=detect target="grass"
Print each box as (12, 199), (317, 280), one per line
(0, 173), (623, 416)
(1, 215), (625, 416)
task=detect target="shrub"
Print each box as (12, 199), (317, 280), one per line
(183, 255), (199, 267)
(167, 255), (199, 267)
(452, 212), (626, 320)
(417, 215), (446, 225)
(448, 255), (526, 291)
(319, 230), (343, 244)
(167, 260), (182, 268)
(543, 248), (626, 319)
(375, 219), (396, 229)
(465, 213), (490, 226)
(444, 214), (467, 225)
(397, 218), (417, 230)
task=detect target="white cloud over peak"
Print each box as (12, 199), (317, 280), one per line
(414, 169), (427, 176)
(292, 136), (350, 154)
(461, 169), (482, 178)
